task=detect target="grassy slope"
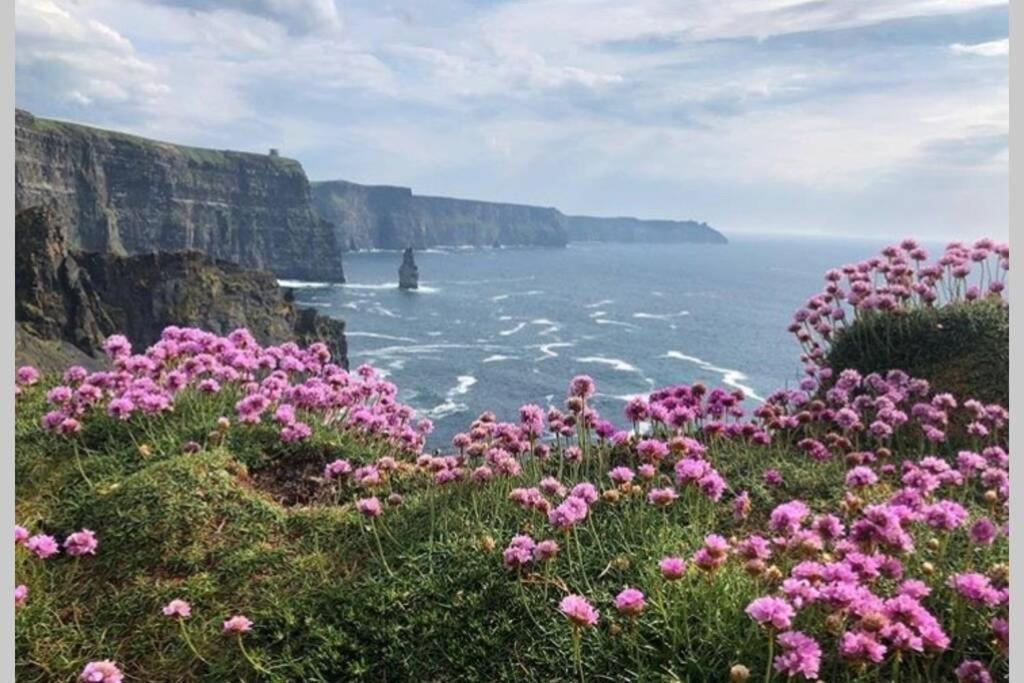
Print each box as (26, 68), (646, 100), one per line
(15, 378), (1008, 682)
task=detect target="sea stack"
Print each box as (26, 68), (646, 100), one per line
(399, 247), (419, 290)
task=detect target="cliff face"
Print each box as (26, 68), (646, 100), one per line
(312, 179), (727, 249)
(311, 180), (567, 250)
(16, 207), (347, 371)
(15, 110), (345, 282)
(565, 215), (728, 244)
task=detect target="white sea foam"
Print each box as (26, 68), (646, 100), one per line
(492, 290), (544, 302)
(354, 343), (511, 361)
(662, 351), (764, 401)
(575, 356), (642, 373)
(530, 342), (574, 361)
(633, 310), (690, 320)
(369, 305), (399, 318)
(346, 332), (418, 343)
(595, 318), (640, 330)
(584, 299), (614, 308)
(482, 354), (517, 363)
(341, 282), (440, 293)
(499, 322), (528, 336)
(588, 311), (607, 318)
(277, 279), (335, 289)
(421, 375), (478, 419)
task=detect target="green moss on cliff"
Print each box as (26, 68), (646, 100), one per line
(826, 300), (1009, 405)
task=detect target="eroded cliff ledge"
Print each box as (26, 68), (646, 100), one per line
(16, 207), (347, 372)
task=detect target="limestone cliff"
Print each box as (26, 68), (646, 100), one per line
(311, 179), (727, 249)
(15, 207), (347, 371)
(15, 109), (344, 282)
(564, 215), (728, 244)
(311, 180), (567, 250)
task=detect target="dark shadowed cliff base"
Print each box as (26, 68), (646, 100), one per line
(15, 207), (347, 372)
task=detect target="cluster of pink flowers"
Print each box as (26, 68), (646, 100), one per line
(790, 238), (1008, 377)
(24, 326), (431, 454)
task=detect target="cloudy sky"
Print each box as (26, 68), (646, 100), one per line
(16, 0), (1008, 239)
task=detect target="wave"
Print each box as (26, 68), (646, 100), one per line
(661, 351), (764, 401)
(595, 318), (640, 330)
(346, 332), (418, 343)
(482, 354), (517, 363)
(353, 343), (512, 360)
(584, 299), (614, 308)
(529, 341), (574, 361)
(575, 356), (642, 373)
(491, 290), (544, 302)
(420, 375), (477, 420)
(588, 311), (607, 318)
(369, 305), (400, 318)
(633, 311), (690, 321)
(340, 282), (440, 293)
(499, 322), (528, 337)
(277, 279), (335, 289)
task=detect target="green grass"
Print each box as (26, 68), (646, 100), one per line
(826, 301), (1009, 406)
(15, 382), (1008, 682)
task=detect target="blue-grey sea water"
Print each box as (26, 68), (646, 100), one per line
(284, 236), (905, 448)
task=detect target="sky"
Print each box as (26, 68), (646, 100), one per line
(15, 0), (1009, 240)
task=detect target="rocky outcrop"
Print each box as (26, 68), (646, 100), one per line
(564, 215), (728, 244)
(311, 180), (567, 250)
(16, 109), (345, 282)
(398, 248), (419, 290)
(15, 207), (347, 371)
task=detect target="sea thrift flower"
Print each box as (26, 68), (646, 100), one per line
(324, 459), (352, 479)
(614, 587), (646, 616)
(647, 487), (678, 507)
(845, 466), (878, 488)
(80, 660), (123, 683)
(356, 497), (383, 519)
(746, 597), (795, 630)
(569, 375), (596, 398)
(16, 366), (40, 386)
(763, 469), (784, 487)
(839, 631), (887, 664)
(25, 534), (59, 559)
(64, 529), (99, 556)
(969, 518), (998, 546)
(955, 661), (993, 683)
(533, 539), (560, 562)
(503, 535), (536, 569)
(659, 557), (686, 581)
(223, 615), (253, 634)
(608, 466), (634, 485)
(15, 525), (28, 545)
(774, 631), (821, 680)
(15, 584), (28, 608)
(949, 573), (1001, 607)
(559, 594), (599, 627)
(693, 534), (730, 573)
(163, 599), (192, 618)
(548, 496), (589, 530)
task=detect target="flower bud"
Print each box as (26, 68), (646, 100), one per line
(730, 664), (750, 682)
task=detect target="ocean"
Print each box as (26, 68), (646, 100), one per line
(284, 235), (912, 448)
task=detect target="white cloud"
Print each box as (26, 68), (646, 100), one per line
(950, 38), (1009, 56)
(139, 0), (343, 35)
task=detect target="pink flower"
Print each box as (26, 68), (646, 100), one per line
(80, 660), (123, 683)
(955, 660), (993, 683)
(659, 557), (687, 581)
(64, 529), (99, 556)
(614, 587), (646, 617)
(356, 497), (383, 519)
(746, 597), (795, 630)
(569, 375), (596, 398)
(15, 525), (28, 545)
(533, 539), (560, 562)
(16, 366), (40, 386)
(15, 584), (28, 608)
(969, 518), (998, 546)
(647, 487), (678, 507)
(949, 573), (1001, 607)
(559, 594), (599, 628)
(502, 535), (536, 569)
(608, 466), (634, 485)
(25, 534), (59, 559)
(324, 459), (352, 479)
(222, 615), (253, 634)
(162, 599), (192, 618)
(839, 631), (887, 664)
(774, 631), (821, 680)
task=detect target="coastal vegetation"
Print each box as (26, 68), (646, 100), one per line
(14, 238), (1009, 682)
